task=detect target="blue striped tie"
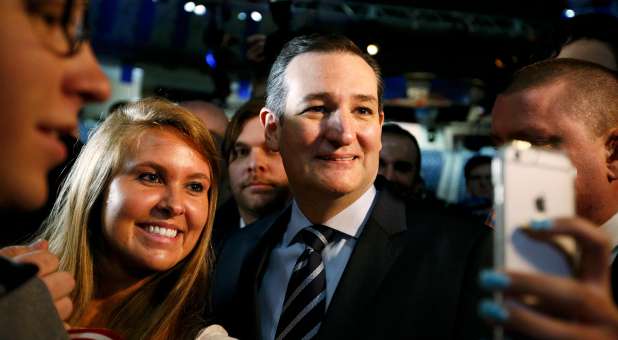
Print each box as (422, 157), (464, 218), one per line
(275, 225), (334, 340)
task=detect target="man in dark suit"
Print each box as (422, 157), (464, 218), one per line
(212, 99), (291, 252)
(212, 34), (491, 339)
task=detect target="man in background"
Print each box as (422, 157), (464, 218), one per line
(460, 155), (493, 221)
(213, 99), (291, 250)
(378, 123), (423, 199)
(0, 1), (110, 338)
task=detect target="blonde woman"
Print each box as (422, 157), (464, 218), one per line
(41, 98), (231, 339)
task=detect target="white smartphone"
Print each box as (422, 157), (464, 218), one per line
(492, 143), (578, 339)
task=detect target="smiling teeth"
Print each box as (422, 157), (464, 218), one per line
(146, 226), (177, 238)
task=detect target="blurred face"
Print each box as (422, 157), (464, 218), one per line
(466, 163), (493, 200)
(0, 0), (110, 210)
(101, 128), (211, 273)
(379, 133), (419, 189)
(264, 52), (383, 207)
(228, 117), (290, 223)
(492, 83), (613, 224)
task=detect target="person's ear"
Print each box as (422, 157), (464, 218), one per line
(605, 128), (618, 182)
(260, 108), (280, 152)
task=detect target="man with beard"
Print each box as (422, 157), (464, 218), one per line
(212, 99), (291, 251)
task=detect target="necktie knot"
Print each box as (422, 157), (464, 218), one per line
(294, 225), (334, 253)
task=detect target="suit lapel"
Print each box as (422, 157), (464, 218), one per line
(317, 189), (408, 339)
(243, 206), (292, 338)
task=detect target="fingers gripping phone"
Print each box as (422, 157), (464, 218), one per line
(492, 143), (578, 339)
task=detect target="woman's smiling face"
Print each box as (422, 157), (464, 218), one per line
(101, 127), (212, 273)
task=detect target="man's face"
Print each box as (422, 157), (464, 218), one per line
(492, 83), (612, 224)
(228, 116), (290, 221)
(466, 163), (493, 200)
(379, 133), (419, 190)
(265, 52), (384, 207)
(0, 1), (110, 210)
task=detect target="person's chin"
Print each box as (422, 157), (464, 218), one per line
(8, 174), (49, 211)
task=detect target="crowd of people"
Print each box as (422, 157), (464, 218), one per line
(2, 1), (618, 339)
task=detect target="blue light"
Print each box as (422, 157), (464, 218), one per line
(564, 9), (576, 18)
(238, 12), (247, 21)
(205, 51), (217, 69)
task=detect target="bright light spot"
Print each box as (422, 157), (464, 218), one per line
(238, 12), (247, 21)
(250, 11), (262, 22)
(564, 9), (576, 18)
(205, 51), (217, 69)
(366, 44), (379, 56)
(184, 1), (195, 12)
(194, 4), (206, 15)
(512, 140), (532, 150)
(495, 58), (505, 69)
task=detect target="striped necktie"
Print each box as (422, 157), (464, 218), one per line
(275, 225), (334, 340)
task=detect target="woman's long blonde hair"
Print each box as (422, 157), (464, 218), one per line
(42, 98), (220, 339)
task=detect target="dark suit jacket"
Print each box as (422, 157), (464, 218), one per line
(212, 198), (242, 257)
(212, 187), (492, 339)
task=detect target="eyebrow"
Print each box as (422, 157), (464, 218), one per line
(132, 161), (211, 182)
(301, 92), (378, 104)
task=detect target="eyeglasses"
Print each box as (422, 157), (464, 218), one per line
(25, 0), (90, 57)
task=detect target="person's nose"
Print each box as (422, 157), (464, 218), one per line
(62, 44), (111, 104)
(383, 164), (396, 182)
(247, 148), (267, 173)
(155, 186), (186, 217)
(324, 110), (354, 147)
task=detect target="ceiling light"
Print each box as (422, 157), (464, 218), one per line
(367, 44), (379, 56)
(250, 11), (262, 22)
(194, 4), (206, 15)
(184, 1), (195, 12)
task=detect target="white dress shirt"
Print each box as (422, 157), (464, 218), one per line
(602, 211), (618, 260)
(257, 186), (377, 340)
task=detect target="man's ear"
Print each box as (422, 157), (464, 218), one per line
(606, 127), (618, 182)
(260, 108), (280, 152)
(378, 110), (385, 151)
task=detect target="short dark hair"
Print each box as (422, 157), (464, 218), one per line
(265, 33), (384, 118)
(501, 58), (618, 136)
(222, 98), (265, 162)
(381, 123), (422, 182)
(464, 155), (492, 182)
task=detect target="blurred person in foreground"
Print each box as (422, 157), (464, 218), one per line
(41, 98), (233, 339)
(213, 99), (291, 252)
(0, 0), (110, 338)
(212, 33), (491, 340)
(480, 59), (618, 339)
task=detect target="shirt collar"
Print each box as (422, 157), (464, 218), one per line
(602, 211), (618, 251)
(283, 186), (377, 246)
